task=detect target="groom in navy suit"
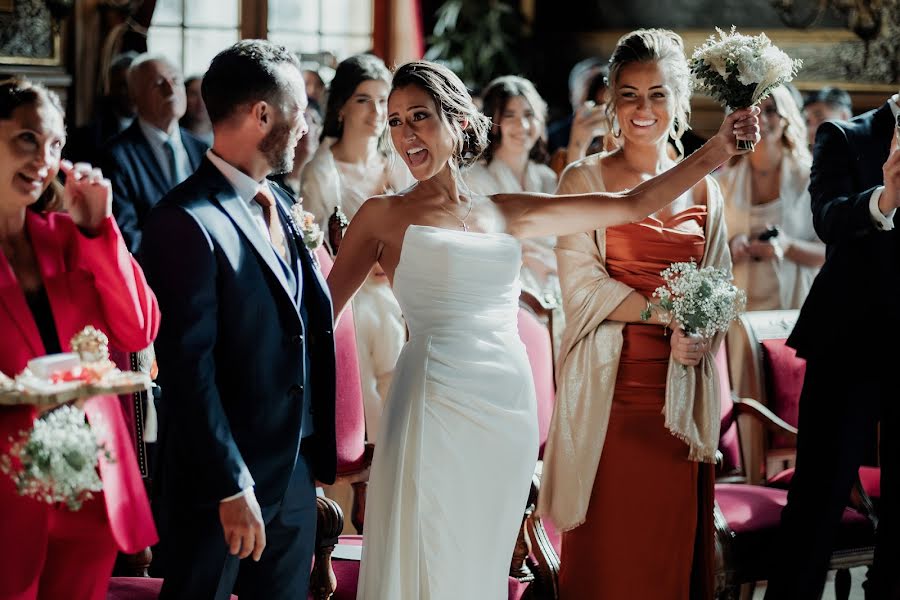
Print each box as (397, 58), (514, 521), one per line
(141, 40), (336, 600)
(766, 94), (900, 598)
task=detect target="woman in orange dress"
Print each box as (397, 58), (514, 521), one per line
(539, 29), (732, 599)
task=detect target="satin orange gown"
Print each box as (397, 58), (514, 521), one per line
(558, 206), (708, 600)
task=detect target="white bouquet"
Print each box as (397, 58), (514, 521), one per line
(0, 405), (113, 511)
(649, 261), (746, 339)
(690, 26), (802, 150)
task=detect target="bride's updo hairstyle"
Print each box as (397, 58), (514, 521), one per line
(606, 29), (693, 156)
(390, 61), (490, 171)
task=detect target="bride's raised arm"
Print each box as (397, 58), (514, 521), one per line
(496, 106), (759, 239)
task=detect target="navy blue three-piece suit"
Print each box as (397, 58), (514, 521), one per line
(140, 157), (337, 600)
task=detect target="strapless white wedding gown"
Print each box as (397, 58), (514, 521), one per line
(357, 224), (539, 599)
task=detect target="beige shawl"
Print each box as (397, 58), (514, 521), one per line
(537, 154), (731, 532)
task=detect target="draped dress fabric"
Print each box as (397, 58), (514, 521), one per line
(357, 224), (539, 600)
(558, 205), (708, 600)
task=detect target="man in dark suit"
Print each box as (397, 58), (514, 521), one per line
(766, 95), (900, 599)
(64, 51), (138, 165)
(140, 40), (336, 600)
(104, 54), (208, 253)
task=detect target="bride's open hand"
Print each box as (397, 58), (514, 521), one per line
(715, 106), (761, 157)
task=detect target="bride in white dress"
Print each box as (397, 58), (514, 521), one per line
(326, 60), (759, 599)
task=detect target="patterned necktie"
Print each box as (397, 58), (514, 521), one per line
(253, 187), (287, 261)
(162, 138), (179, 187)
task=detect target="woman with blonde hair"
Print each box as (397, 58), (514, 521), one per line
(538, 29), (730, 598)
(715, 83), (824, 313)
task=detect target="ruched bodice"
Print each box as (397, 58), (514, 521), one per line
(394, 224), (522, 338)
(359, 224), (538, 600)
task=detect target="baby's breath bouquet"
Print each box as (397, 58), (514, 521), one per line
(690, 26), (802, 151)
(650, 261), (746, 339)
(0, 405), (112, 511)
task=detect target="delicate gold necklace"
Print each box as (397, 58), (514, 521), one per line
(438, 197), (474, 232)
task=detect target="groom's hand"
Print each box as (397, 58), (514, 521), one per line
(220, 489), (266, 561)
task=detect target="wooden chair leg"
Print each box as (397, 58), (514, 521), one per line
(113, 547), (152, 577)
(350, 480), (367, 534)
(834, 568), (852, 600)
(309, 496), (343, 600)
(509, 500), (535, 582)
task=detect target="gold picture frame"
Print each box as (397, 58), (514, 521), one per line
(0, 0), (62, 66)
(579, 28), (898, 94)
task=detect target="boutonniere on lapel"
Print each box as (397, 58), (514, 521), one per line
(289, 201), (324, 266)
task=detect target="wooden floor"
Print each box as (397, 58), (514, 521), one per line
(752, 567), (867, 599)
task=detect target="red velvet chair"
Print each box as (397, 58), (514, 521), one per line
(713, 339), (877, 599)
(723, 310), (881, 512)
(726, 310), (802, 483)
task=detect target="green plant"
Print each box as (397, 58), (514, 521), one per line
(424, 0), (530, 91)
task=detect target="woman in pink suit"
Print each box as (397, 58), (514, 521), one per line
(0, 78), (160, 599)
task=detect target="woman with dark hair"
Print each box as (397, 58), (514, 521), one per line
(464, 75), (560, 305)
(0, 78), (159, 599)
(324, 58), (759, 598)
(539, 29), (729, 598)
(301, 54), (413, 455)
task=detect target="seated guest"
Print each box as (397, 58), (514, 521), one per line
(549, 67), (612, 177)
(464, 75), (561, 305)
(715, 84), (825, 313)
(303, 68), (327, 114)
(803, 86), (852, 149)
(301, 54), (413, 450)
(179, 75), (213, 145)
(64, 51), (137, 164)
(0, 78), (160, 600)
(547, 56), (607, 153)
(102, 53), (208, 253)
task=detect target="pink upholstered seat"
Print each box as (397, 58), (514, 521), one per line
(715, 347), (742, 478)
(107, 577), (237, 600)
(517, 307), (555, 456)
(315, 248), (367, 474)
(767, 466), (881, 502)
(715, 484), (874, 584)
(760, 339), (806, 449)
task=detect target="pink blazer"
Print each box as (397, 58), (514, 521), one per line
(0, 212), (160, 572)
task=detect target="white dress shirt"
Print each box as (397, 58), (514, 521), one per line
(867, 97), (899, 231)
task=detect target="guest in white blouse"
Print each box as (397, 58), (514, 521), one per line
(464, 75), (560, 306)
(301, 54), (413, 447)
(715, 84), (825, 312)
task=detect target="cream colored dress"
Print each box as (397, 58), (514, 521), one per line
(715, 155), (820, 393)
(714, 155), (819, 311)
(463, 159), (559, 305)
